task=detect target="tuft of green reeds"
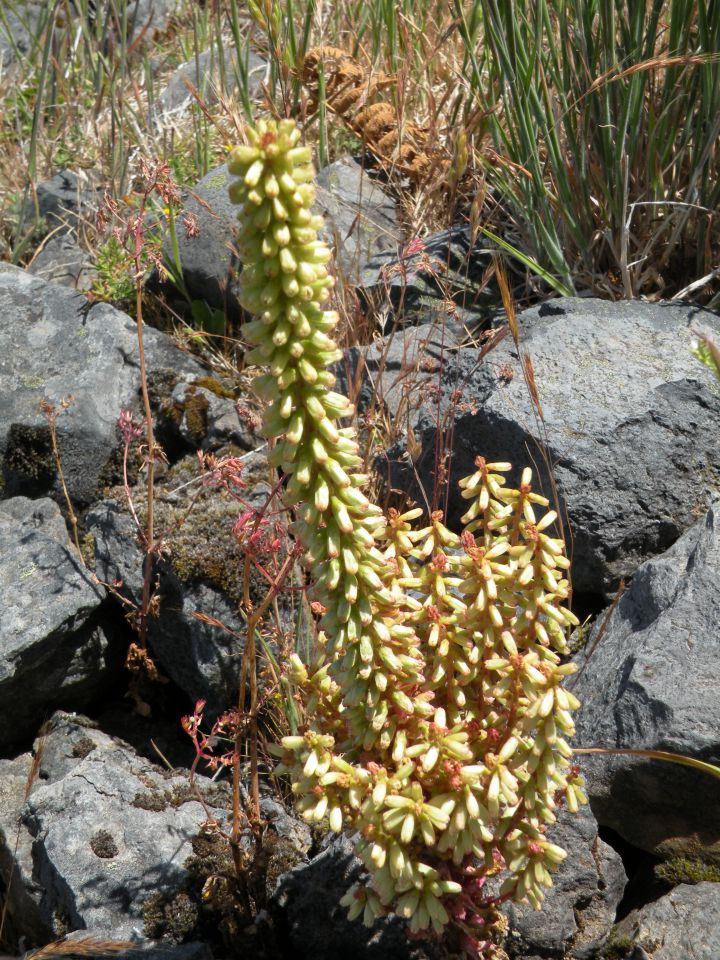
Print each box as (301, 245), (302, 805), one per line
(456, 0), (720, 302)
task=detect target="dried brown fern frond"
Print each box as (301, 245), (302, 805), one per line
(300, 45), (438, 184)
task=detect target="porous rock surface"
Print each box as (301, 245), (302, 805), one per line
(573, 501), (720, 861)
(0, 497), (118, 750)
(383, 297), (720, 594)
(9, 713), (231, 939)
(0, 264), (203, 507)
(611, 881), (720, 959)
(87, 449), (293, 713)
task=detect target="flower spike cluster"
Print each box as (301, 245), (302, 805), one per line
(229, 119), (586, 956)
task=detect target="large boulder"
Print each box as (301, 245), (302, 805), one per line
(315, 157), (399, 282)
(383, 297), (720, 595)
(87, 449), (294, 713)
(14, 713), (232, 939)
(503, 804), (627, 959)
(0, 497), (119, 750)
(1, 713), (312, 952)
(572, 501), (720, 861)
(610, 881), (720, 959)
(0, 264), (204, 508)
(333, 321), (465, 427)
(153, 46), (266, 121)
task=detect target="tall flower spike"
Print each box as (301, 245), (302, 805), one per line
(230, 121), (586, 956)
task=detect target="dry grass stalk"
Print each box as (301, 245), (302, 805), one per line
(25, 938), (137, 960)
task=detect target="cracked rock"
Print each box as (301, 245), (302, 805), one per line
(611, 881), (720, 959)
(0, 264), (203, 507)
(383, 297), (720, 595)
(10, 713), (231, 938)
(0, 497), (118, 750)
(573, 502), (720, 861)
(503, 803), (627, 958)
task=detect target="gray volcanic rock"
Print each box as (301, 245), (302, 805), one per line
(334, 321), (463, 425)
(0, 497), (117, 749)
(385, 297), (720, 594)
(572, 502), (720, 861)
(0, 753), (53, 950)
(87, 449), (289, 713)
(0, 2), (44, 68)
(2, 713), (311, 951)
(154, 46), (266, 119)
(125, 0), (180, 41)
(271, 834), (441, 960)
(611, 882), (720, 959)
(271, 805), (624, 960)
(0, 264), (203, 507)
(28, 234), (96, 289)
(503, 804), (627, 958)
(22, 170), (101, 234)
(359, 224), (502, 334)
(161, 163), (241, 314)
(315, 157), (400, 282)
(18, 713), (231, 938)
(0, 1), (178, 72)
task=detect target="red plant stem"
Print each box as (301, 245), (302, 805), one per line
(232, 545), (301, 858)
(132, 226), (156, 653)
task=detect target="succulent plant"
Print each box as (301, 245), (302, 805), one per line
(228, 118), (586, 957)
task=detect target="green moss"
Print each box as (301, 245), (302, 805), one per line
(262, 833), (306, 897)
(188, 830), (235, 879)
(182, 391), (210, 444)
(3, 423), (55, 493)
(206, 171), (228, 189)
(90, 829), (119, 858)
(157, 450), (272, 605)
(80, 531), (96, 569)
(133, 790), (169, 812)
(71, 735), (97, 758)
(601, 932), (637, 960)
(167, 782), (196, 807)
(143, 890), (200, 942)
(655, 857), (720, 886)
(19, 374), (46, 388)
(192, 376), (235, 400)
(147, 368), (180, 411)
(158, 377), (235, 446)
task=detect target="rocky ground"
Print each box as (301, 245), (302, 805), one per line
(1, 5), (720, 960)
